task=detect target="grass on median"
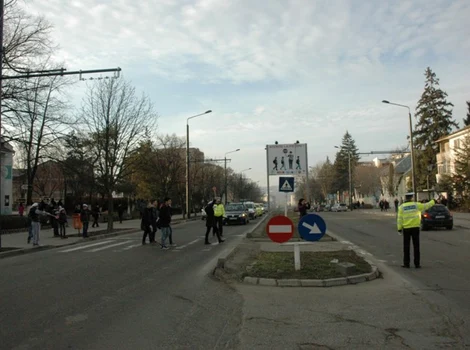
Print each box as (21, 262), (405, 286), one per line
(244, 250), (372, 280)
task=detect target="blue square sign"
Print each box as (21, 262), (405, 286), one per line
(279, 177), (294, 192)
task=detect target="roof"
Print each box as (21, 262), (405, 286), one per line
(435, 126), (470, 143)
(0, 137), (14, 153)
(394, 155), (411, 174)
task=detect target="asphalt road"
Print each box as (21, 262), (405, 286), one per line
(0, 217), (265, 350)
(322, 211), (470, 315)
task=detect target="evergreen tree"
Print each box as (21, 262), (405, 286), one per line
(413, 67), (458, 189)
(333, 131), (360, 194)
(452, 135), (470, 197)
(464, 101), (470, 126)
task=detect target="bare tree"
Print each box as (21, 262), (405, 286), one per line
(4, 72), (72, 204)
(2, 0), (56, 114)
(355, 165), (381, 196)
(81, 78), (157, 231)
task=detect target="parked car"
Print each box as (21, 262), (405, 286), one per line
(315, 204), (325, 212)
(421, 204), (453, 230)
(223, 203), (249, 225)
(331, 203), (348, 212)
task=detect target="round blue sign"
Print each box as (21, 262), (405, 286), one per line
(297, 214), (327, 242)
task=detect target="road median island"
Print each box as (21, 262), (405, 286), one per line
(214, 210), (379, 287)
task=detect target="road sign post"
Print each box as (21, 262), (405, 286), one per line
(298, 214), (327, 242)
(266, 215), (294, 243)
(279, 177), (294, 217)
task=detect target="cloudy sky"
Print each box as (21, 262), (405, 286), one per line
(25, 0), (470, 189)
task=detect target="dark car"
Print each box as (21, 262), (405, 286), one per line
(421, 204), (453, 230)
(223, 203), (249, 225)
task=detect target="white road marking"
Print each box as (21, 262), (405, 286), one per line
(121, 244), (142, 251)
(175, 238), (200, 250)
(59, 240), (115, 253)
(87, 240), (133, 252)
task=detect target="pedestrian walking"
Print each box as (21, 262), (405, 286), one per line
(141, 201), (153, 245)
(18, 202), (25, 216)
(91, 204), (100, 228)
(204, 199), (224, 245)
(298, 198), (310, 218)
(213, 197), (225, 237)
(150, 199), (159, 243)
(397, 192), (440, 268)
(158, 197), (172, 250)
(394, 198), (399, 213)
(117, 204), (124, 223)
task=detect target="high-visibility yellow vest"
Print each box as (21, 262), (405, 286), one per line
(397, 200), (435, 230)
(214, 204), (225, 217)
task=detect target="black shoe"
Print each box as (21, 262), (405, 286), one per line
(401, 265), (410, 268)
(415, 265), (421, 269)
(205, 241), (211, 245)
(218, 239), (225, 243)
(27, 238), (31, 244)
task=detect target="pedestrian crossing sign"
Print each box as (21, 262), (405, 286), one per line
(279, 177), (294, 192)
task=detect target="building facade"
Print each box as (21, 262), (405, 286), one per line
(435, 126), (470, 184)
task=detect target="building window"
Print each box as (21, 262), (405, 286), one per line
(454, 139), (461, 149)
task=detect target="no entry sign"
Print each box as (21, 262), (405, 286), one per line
(266, 215), (294, 243)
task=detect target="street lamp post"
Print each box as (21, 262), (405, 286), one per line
(335, 146), (353, 210)
(224, 149), (240, 205)
(239, 168), (252, 201)
(382, 100), (417, 201)
(186, 110), (212, 219)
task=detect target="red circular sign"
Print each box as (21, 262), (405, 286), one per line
(266, 215), (294, 243)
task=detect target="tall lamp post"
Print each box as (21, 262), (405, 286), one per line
(186, 110), (212, 218)
(239, 168), (252, 201)
(224, 149), (240, 204)
(382, 100), (417, 201)
(335, 146), (353, 210)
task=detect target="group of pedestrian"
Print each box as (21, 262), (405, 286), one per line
(140, 197), (175, 250)
(204, 197), (225, 245)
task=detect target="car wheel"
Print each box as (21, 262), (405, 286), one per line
(446, 225), (453, 230)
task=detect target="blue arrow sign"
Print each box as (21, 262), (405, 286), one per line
(298, 214), (327, 242)
(279, 177), (294, 192)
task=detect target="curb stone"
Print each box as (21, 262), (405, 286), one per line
(212, 215), (270, 278)
(242, 265), (379, 287)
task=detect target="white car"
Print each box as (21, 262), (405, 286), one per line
(331, 203), (348, 212)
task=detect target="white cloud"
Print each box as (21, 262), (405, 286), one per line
(20, 0), (470, 188)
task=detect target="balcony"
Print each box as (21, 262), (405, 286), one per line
(436, 152), (450, 164)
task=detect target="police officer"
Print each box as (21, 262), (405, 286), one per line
(397, 192), (440, 268)
(213, 197), (225, 237)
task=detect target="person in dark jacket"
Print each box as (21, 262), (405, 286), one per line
(58, 207), (68, 239)
(158, 197), (172, 250)
(141, 201), (154, 245)
(80, 204), (91, 238)
(150, 199), (159, 243)
(298, 198), (311, 218)
(204, 199), (224, 245)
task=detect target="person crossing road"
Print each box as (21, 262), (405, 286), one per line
(397, 192), (440, 268)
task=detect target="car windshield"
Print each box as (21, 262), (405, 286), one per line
(244, 203), (254, 208)
(226, 204), (245, 211)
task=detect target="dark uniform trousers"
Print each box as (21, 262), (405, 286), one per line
(403, 227), (420, 267)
